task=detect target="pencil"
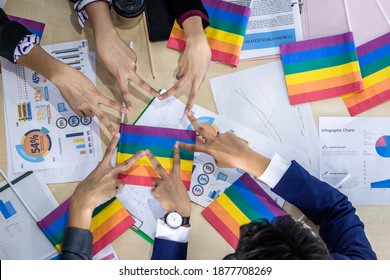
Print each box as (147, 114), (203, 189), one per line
(142, 12), (155, 79)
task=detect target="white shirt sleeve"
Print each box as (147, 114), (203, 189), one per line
(73, 0), (112, 28)
(155, 219), (192, 243)
(257, 153), (291, 188)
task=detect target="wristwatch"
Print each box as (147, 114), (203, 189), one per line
(164, 211), (190, 229)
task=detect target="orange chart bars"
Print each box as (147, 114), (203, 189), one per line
(280, 32), (364, 105)
(167, 0), (251, 67)
(37, 197), (134, 256)
(201, 173), (286, 249)
(343, 32), (390, 116)
(116, 124), (196, 190)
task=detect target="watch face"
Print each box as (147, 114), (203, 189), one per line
(166, 212), (183, 229)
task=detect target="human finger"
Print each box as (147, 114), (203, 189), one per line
(172, 143), (181, 175)
(130, 73), (158, 97)
(95, 108), (116, 136)
(101, 133), (120, 165)
(146, 150), (169, 180)
(177, 141), (207, 153)
(113, 150), (146, 174)
(153, 178), (162, 187)
(186, 111), (213, 141)
(115, 179), (125, 190)
(158, 75), (189, 100)
(118, 80), (133, 111)
(99, 94), (129, 115)
(184, 79), (201, 114)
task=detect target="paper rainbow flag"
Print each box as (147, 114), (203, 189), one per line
(167, 0), (251, 67)
(201, 173), (285, 249)
(116, 124), (196, 190)
(37, 197), (134, 256)
(342, 32), (390, 115)
(8, 15), (45, 39)
(280, 32), (364, 105)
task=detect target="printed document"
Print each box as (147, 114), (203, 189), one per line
(319, 117), (390, 205)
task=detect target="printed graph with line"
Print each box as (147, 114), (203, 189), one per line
(60, 127), (96, 162)
(0, 200), (17, 220)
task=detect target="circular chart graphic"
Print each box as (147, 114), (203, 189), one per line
(375, 135), (390, 158)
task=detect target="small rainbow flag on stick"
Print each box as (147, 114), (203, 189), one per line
(201, 173), (285, 249)
(342, 32), (390, 115)
(37, 197), (134, 256)
(280, 32), (364, 105)
(167, 0), (251, 67)
(116, 124), (196, 190)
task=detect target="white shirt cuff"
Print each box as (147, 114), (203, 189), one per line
(257, 153), (291, 188)
(74, 0), (112, 28)
(155, 219), (191, 243)
(13, 34), (40, 62)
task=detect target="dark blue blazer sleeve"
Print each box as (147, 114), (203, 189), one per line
(61, 227), (93, 260)
(151, 238), (188, 260)
(272, 161), (377, 260)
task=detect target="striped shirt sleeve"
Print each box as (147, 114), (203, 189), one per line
(13, 34), (40, 62)
(73, 0), (111, 28)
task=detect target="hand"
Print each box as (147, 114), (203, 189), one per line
(52, 65), (128, 135)
(159, 16), (211, 113)
(69, 133), (146, 229)
(17, 44), (128, 136)
(178, 112), (271, 177)
(95, 32), (158, 110)
(146, 144), (191, 217)
(85, 1), (158, 111)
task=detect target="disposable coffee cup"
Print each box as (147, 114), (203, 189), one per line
(112, 0), (146, 28)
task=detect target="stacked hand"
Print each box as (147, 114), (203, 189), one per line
(69, 133), (146, 230)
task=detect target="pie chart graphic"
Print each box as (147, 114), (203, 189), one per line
(375, 136), (390, 158)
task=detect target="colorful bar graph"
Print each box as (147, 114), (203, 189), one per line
(202, 173), (285, 249)
(167, 0), (250, 67)
(66, 132), (84, 138)
(280, 32), (364, 104)
(116, 124), (196, 190)
(37, 197), (134, 256)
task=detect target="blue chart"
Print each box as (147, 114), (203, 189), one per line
(371, 179), (390, 189)
(51, 46), (82, 70)
(208, 190), (221, 200)
(375, 135), (390, 158)
(0, 200), (17, 219)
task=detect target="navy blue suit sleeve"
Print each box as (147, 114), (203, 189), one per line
(0, 8), (32, 62)
(61, 227), (93, 260)
(272, 161), (376, 260)
(151, 238), (188, 260)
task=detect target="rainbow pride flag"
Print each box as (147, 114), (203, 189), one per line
(116, 124), (196, 190)
(37, 197), (134, 256)
(280, 32), (364, 105)
(8, 15), (45, 39)
(342, 32), (390, 115)
(201, 173), (285, 249)
(167, 0), (251, 67)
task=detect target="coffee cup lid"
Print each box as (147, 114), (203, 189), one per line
(113, 0), (146, 18)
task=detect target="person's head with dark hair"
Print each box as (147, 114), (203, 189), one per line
(233, 216), (331, 260)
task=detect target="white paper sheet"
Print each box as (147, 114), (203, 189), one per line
(319, 117), (390, 205)
(0, 0), (7, 8)
(1, 41), (102, 178)
(0, 172), (58, 259)
(134, 97), (316, 208)
(239, 0), (303, 60)
(210, 60), (319, 176)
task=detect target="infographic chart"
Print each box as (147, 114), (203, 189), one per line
(319, 117), (390, 205)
